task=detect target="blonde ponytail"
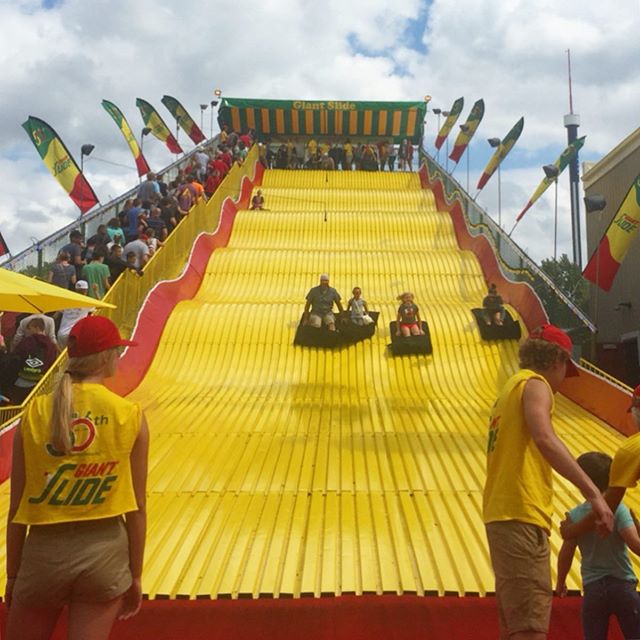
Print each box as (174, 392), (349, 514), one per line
(50, 349), (117, 455)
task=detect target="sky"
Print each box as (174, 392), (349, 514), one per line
(1, 0), (639, 265)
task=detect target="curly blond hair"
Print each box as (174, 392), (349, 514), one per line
(518, 338), (569, 371)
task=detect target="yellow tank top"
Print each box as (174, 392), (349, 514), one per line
(482, 369), (555, 532)
(14, 383), (140, 525)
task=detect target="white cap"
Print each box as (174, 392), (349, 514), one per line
(319, 273), (329, 281)
(75, 280), (89, 290)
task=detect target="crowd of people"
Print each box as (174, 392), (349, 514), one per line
(259, 137), (416, 171)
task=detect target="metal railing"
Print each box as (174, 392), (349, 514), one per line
(0, 144), (260, 432)
(3, 136), (222, 277)
(419, 148), (596, 333)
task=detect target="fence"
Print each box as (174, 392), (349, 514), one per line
(0, 144), (259, 433)
(419, 149), (596, 334)
(4, 136), (221, 277)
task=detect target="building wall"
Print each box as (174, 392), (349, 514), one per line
(582, 127), (640, 386)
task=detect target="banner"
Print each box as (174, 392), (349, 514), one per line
(583, 175), (640, 292)
(449, 99), (485, 164)
(136, 98), (183, 154)
(516, 136), (586, 222)
(101, 99), (151, 177)
(0, 231), (10, 257)
(161, 95), (206, 145)
(476, 116), (524, 190)
(22, 116), (99, 214)
(434, 97), (464, 151)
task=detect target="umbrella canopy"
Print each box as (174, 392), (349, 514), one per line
(0, 268), (116, 313)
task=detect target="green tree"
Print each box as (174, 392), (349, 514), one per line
(539, 254), (589, 329)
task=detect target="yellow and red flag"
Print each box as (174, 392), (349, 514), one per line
(583, 175), (640, 292)
(476, 117), (524, 191)
(449, 99), (484, 164)
(516, 136), (586, 222)
(0, 231), (10, 257)
(161, 95), (206, 145)
(434, 97), (464, 150)
(22, 116), (99, 214)
(101, 100), (151, 177)
(136, 98), (183, 154)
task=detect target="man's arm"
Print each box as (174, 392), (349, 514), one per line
(561, 486), (626, 539)
(523, 379), (613, 535)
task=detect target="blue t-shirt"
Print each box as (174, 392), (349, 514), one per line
(570, 501), (637, 585)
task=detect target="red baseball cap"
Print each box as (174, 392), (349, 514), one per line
(529, 324), (579, 377)
(628, 385), (640, 412)
(68, 316), (137, 358)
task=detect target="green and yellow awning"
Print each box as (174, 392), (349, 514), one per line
(218, 98), (426, 143)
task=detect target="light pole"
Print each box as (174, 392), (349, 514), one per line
(584, 194), (607, 359)
(487, 137), (502, 227)
(175, 115), (181, 153)
(432, 108), (442, 162)
(423, 95), (432, 154)
(200, 104), (208, 138)
(442, 111), (451, 172)
(459, 123), (470, 192)
(140, 127), (151, 156)
(213, 88), (222, 138)
(79, 143), (94, 215)
(542, 164), (560, 260)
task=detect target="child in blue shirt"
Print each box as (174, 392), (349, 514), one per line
(556, 451), (640, 640)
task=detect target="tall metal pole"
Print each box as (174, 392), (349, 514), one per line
(497, 163), (502, 227)
(565, 49), (582, 267)
(553, 178), (558, 261)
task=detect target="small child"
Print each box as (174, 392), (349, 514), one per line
(126, 251), (140, 274)
(396, 292), (424, 337)
(347, 287), (372, 325)
(556, 451), (640, 640)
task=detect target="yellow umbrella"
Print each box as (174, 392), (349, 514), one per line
(0, 267), (116, 313)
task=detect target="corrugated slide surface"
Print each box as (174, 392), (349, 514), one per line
(1, 170), (632, 602)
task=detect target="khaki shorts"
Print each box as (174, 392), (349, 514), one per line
(14, 517), (131, 608)
(485, 520), (552, 635)
(308, 313), (335, 328)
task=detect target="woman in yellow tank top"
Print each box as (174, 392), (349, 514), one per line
(5, 315), (149, 640)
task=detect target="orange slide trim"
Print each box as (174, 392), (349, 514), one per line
(20, 595), (598, 640)
(419, 162), (633, 434)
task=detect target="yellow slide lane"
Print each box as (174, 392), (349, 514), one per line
(0, 170), (635, 601)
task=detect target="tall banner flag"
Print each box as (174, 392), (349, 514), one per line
(136, 98), (183, 154)
(0, 231), (10, 257)
(583, 175), (640, 292)
(476, 116), (524, 191)
(449, 99), (485, 164)
(22, 116), (99, 214)
(434, 97), (464, 150)
(101, 99), (151, 177)
(161, 95), (206, 145)
(516, 136), (586, 222)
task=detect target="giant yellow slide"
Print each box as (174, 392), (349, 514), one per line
(4, 170), (631, 602)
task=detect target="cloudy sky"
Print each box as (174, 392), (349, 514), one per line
(1, 0), (639, 265)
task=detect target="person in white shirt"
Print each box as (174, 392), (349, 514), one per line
(56, 281), (95, 348)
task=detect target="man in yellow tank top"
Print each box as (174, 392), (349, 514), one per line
(483, 324), (613, 640)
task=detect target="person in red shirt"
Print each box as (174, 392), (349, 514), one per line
(204, 170), (222, 199)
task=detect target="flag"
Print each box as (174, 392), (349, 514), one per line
(434, 97), (464, 150)
(136, 98), (183, 154)
(476, 117), (524, 191)
(449, 99), (485, 164)
(516, 136), (586, 222)
(583, 175), (640, 292)
(161, 95), (206, 144)
(22, 116), (99, 214)
(0, 231), (10, 257)
(101, 99), (151, 177)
